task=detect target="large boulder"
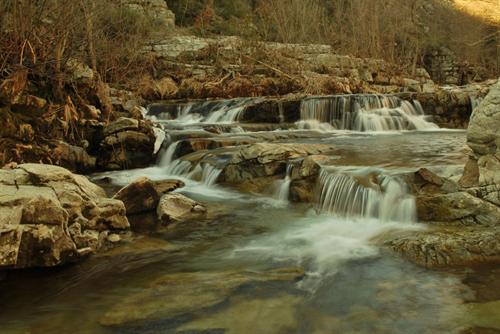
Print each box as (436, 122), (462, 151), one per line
(113, 177), (160, 215)
(157, 193), (207, 223)
(463, 79), (500, 195)
(0, 164), (129, 269)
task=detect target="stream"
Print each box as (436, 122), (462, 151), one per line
(1, 94), (498, 334)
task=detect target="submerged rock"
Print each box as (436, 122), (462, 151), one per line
(99, 268), (304, 327)
(177, 294), (302, 334)
(0, 164), (129, 269)
(157, 193), (207, 223)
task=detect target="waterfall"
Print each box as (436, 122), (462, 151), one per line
(201, 163), (223, 185)
(299, 95), (438, 131)
(316, 167), (416, 223)
(470, 96), (483, 111)
(272, 164), (293, 201)
(149, 98), (254, 125)
(204, 106), (245, 123)
(159, 141), (180, 167)
(164, 159), (192, 176)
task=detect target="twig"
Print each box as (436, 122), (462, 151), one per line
(241, 54), (297, 81)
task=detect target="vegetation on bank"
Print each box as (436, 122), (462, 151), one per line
(170, 0), (500, 76)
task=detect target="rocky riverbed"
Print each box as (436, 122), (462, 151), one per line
(2, 79), (499, 333)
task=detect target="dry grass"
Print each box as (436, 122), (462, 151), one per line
(452, 0), (500, 26)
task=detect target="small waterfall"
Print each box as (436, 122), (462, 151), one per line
(159, 141), (180, 167)
(204, 106), (245, 124)
(272, 164), (293, 201)
(165, 159), (192, 176)
(299, 95), (438, 131)
(201, 163), (223, 185)
(470, 96), (483, 111)
(316, 167), (416, 222)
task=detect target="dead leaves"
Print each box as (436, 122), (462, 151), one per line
(0, 69), (28, 104)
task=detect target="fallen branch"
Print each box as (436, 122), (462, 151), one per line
(241, 54), (297, 82)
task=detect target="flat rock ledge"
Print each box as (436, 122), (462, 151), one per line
(0, 163), (130, 269)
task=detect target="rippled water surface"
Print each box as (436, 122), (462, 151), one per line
(1, 119), (497, 333)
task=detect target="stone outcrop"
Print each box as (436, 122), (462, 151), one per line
(144, 35), (438, 99)
(0, 164), (130, 269)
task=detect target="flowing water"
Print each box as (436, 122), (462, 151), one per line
(0, 95), (496, 334)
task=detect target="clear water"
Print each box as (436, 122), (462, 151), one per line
(0, 99), (496, 334)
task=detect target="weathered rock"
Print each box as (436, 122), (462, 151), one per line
(221, 143), (333, 183)
(298, 155), (331, 178)
(52, 141), (97, 172)
(157, 193), (207, 223)
(103, 117), (139, 136)
(417, 192), (500, 226)
(99, 129), (155, 170)
(152, 179), (185, 194)
(466, 79), (500, 188)
(113, 177), (160, 215)
(385, 227), (500, 267)
(290, 177), (316, 203)
(0, 164), (129, 269)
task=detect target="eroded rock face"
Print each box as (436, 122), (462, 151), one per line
(157, 193), (207, 223)
(0, 164), (129, 269)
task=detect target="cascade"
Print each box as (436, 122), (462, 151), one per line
(299, 95), (438, 131)
(201, 163), (223, 186)
(470, 96), (483, 111)
(272, 164), (294, 201)
(159, 141), (180, 167)
(316, 167), (416, 222)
